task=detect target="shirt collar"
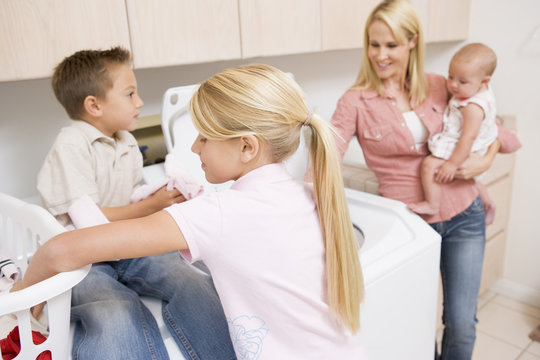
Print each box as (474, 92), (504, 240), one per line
(231, 163), (292, 191)
(359, 89), (380, 99)
(71, 120), (136, 148)
(72, 120), (114, 143)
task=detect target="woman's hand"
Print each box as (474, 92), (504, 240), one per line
(455, 140), (500, 179)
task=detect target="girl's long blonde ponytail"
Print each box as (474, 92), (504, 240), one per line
(307, 114), (364, 333)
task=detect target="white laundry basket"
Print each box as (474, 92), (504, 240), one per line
(0, 193), (90, 360)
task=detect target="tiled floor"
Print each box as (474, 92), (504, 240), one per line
(438, 292), (540, 359)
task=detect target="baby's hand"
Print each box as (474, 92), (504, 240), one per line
(435, 161), (458, 183)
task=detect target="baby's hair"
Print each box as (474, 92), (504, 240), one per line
(51, 46), (132, 119)
(452, 43), (497, 76)
(189, 64), (364, 333)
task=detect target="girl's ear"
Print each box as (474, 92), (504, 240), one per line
(83, 95), (102, 117)
(239, 134), (260, 163)
(482, 75), (492, 85)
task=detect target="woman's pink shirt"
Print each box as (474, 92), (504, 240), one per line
(331, 73), (521, 223)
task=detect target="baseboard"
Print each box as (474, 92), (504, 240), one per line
(491, 278), (540, 307)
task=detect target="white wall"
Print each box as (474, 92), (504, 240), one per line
(467, 0), (540, 304)
(0, 0), (538, 304)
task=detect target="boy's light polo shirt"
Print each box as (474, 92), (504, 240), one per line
(38, 120), (142, 225)
(165, 163), (364, 359)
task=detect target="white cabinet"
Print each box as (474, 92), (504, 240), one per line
(239, 0), (321, 58)
(0, 0), (130, 81)
(126, 0), (241, 69)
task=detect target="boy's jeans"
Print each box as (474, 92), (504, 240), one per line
(431, 196), (486, 360)
(70, 251), (236, 360)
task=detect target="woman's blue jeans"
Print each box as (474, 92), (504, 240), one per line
(70, 251), (236, 360)
(430, 197), (486, 360)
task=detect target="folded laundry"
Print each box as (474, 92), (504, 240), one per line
(0, 257), (19, 292)
(131, 153), (204, 202)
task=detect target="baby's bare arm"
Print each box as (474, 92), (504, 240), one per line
(435, 103), (484, 182)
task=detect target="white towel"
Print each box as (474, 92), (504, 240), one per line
(131, 153), (204, 203)
(0, 256), (19, 292)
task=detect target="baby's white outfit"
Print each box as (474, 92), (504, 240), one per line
(428, 85), (498, 159)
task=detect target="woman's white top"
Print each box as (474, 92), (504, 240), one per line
(403, 111), (428, 151)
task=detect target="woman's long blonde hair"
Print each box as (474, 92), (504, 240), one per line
(189, 64), (364, 333)
(354, 0), (428, 107)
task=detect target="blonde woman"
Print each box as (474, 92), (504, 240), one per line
(15, 64), (365, 359)
(330, 0), (521, 359)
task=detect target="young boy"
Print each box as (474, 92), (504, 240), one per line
(409, 43), (498, 224)
(37, 47), (235, 360)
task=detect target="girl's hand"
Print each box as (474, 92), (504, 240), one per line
(435, 161), (458, 183)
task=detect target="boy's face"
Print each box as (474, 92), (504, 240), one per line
(446, 59), (488, 100)
(96, 64), (143, 137)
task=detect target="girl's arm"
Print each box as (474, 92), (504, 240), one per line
(15, 211), (187, 290)
(102, 186), (185, 221)
(435, 103), (484, 183)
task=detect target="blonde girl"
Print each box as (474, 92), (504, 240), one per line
(16, 64), (364, 359)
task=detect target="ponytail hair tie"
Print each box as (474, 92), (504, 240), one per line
(303, 111), (313, 127)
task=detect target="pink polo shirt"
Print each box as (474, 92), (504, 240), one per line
(331, 73), (521, 223)
(165, 163), (365, 359)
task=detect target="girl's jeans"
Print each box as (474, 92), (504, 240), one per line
(430, 196), (486, 360)
(70, 251), (236, 360)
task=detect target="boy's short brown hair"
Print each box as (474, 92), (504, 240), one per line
(51, 46), (132, 119)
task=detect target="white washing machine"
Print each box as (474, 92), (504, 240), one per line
(141, 85), (442, 360)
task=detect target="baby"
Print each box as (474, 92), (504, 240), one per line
(409, 43), (498, 224)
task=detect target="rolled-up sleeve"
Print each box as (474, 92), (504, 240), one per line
(331, 95), (358, 161)
(496, 122), (522, 153)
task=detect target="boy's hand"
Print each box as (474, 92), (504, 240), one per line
(435, 161), (458, 183)
(10, 281), (47, 318)
(149, 185), (186, 211)
(9, 280), (24, 292)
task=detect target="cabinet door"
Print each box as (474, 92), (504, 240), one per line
(321, 0), (380, 51)
(239, 0), (321, 58)
(0, 0), (130, 81)
(410, 0), (470, 42)
(426, 0), (470, 42)
(409, 0), (430, 41)
(126, 0), (241, 69)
